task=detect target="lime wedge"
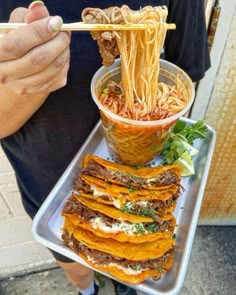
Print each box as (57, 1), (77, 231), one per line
(174, 151), (195, 177)
(180, 140), (199, 156)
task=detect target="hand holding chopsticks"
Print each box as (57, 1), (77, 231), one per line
(0, 22), (176, 33)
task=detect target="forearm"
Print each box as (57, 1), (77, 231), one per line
(0, 86), (48, 138)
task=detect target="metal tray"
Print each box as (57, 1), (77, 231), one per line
(32, 117), (216, 295)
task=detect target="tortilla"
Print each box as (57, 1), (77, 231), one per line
(62, 195), (176, 242)
(82, 154), (181, 189)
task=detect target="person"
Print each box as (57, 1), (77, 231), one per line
(0, 1), (210, 295)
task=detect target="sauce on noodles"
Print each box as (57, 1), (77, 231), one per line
(82, 5), (188, 121)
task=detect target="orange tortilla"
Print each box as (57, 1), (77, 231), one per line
(63, 218), (175, 260)
(76, 174), (179, 210)
(63, 218), (175, 284)
(82, 154), (181, 187)
(62, 196), (176, 243)
(79, 250), (174, 285)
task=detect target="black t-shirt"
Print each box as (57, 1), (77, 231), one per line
(0, 0), (210, 218)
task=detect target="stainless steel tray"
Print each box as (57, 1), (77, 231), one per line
(32, 117), (216, 295)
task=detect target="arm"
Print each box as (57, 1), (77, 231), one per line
(0, 4), (71, 139)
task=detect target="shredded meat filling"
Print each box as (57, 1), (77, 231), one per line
(73, 176), (179, 216)
(82, 159), (179, 188)
(63, 196), (173, 232)
(82, 7), (124, 66)
(62, 229), (173, 270)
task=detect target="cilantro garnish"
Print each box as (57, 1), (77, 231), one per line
(145, 222), (159, 233)
(161, 119), (208, 164)
(131, 265), (141, 270)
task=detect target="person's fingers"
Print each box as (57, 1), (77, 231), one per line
(7, 49), (70, 95)
(9, 7), (28, 23)
(0, 31), (70, 79)
(24, 1), (50, 23)
(0, 16), (64, 62)
(30, 53), (70, 94)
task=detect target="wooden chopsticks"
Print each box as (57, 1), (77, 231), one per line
(0, 22), (176, 33)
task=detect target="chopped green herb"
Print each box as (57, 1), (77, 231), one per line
(123, 202), (159, 221)
(155, 268), (163, 272)
(131, 265), (141, 270)
(123, 202), (133, 211)
(133, 223), (146, 234)
(137, 206), (159, 219)
(114, 89), (121, 95)
(128, 187), (135, 192)
(172, 233), (176, 239)
(161, 119), (208, 164)
(145, 222), (159, 233)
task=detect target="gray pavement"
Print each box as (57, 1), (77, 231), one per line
(0, 226), (235, 295)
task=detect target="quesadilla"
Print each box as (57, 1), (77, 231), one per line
(82, 154), (181, 189)
(62, 218), (175, 284)
(74, 174), (179, 217)
(62, 195), (176, 243)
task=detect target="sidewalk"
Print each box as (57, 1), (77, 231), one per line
(0, 226), (235, 295)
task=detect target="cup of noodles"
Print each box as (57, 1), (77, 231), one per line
(91, 59), (195, 166)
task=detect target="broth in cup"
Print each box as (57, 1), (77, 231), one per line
(91, 59), (195, 166)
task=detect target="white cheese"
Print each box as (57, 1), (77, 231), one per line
(135, 200), (149, 207)
(90, 217), (148, 235)
(145, 177), (157, 184)
(87, 256), (143, 275)
(112, 199), (121, 209)
(87, 255), (95, 263)
(108, 263), (143, 275)
(91, 185), (109, 197)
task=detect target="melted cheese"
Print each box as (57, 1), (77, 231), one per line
(87, 255), (143, 275)
(109, 263), (143, 275)
(145, 177), (157, 184)
(112, 199), (122, 209)
(91, 185), (109, 197)
(90, 217), (148, 235)
(135, 200), (149, 207)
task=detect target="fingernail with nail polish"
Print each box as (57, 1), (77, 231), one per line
(28, 1), (45, 10)
(48, 16), (63, 32)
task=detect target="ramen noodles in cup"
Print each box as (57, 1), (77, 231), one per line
(91, 59), (195, 166)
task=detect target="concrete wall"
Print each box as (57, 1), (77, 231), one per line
(0, 146), (55, 279)
(191, 0), (236, 225)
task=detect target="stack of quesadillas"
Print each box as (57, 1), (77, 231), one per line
(61, 154), (181, 284)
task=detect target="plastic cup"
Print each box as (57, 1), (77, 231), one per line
(91, 59), (195, 166)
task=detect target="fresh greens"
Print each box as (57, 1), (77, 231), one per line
(161, 119), (208, 164)
(131, 264), (141, 271)
(134, 222), (160, 234)
(155, 268), (163, 272)
(133, 223), (146, 234)
(123, 202), (158, 219)
(145, 222), (159, 233)
(123, 202), (163, 224)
